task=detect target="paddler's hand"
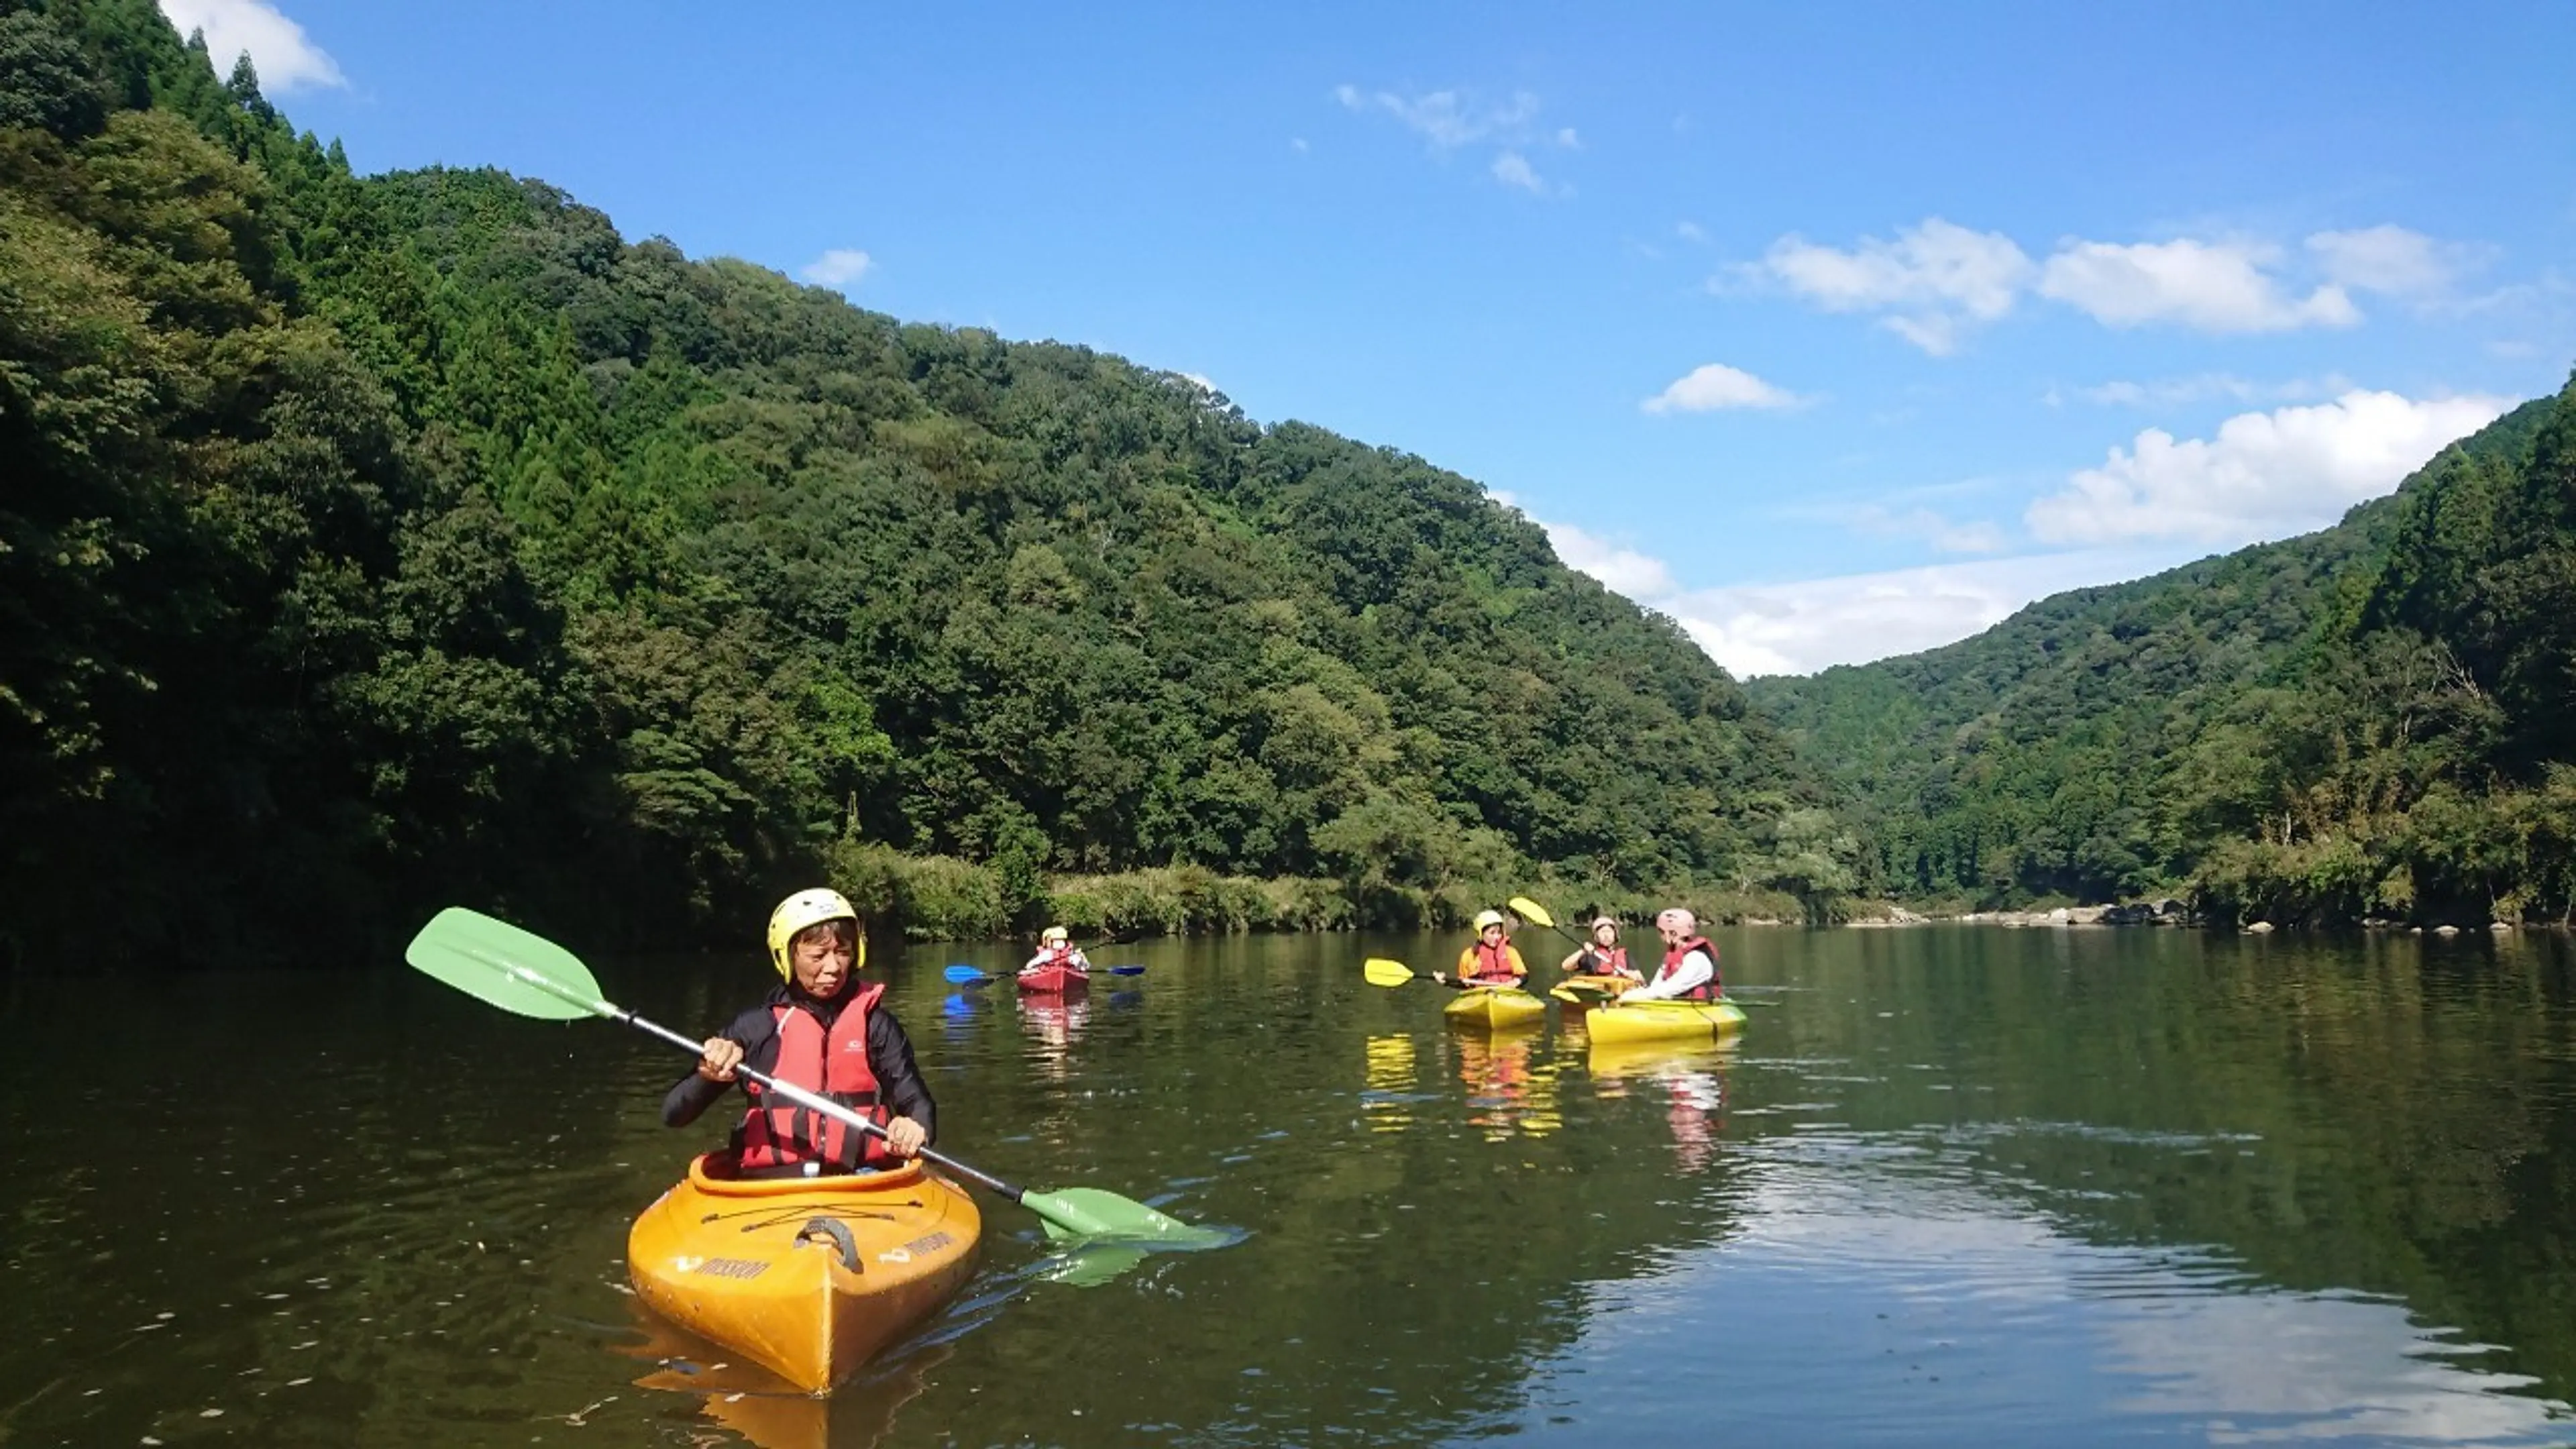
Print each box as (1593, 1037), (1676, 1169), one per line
(696, 1037), (743, 1083)
(883, 1118), (928, 1158)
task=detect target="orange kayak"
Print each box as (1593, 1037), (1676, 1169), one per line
(627, 1154), (981, 1393)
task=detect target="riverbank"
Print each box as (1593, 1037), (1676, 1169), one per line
(823, 840), (1813, 941)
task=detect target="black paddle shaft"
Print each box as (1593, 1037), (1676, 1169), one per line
(617, 1007), (1030, 1203)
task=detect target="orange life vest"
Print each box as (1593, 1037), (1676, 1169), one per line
(1574, 945), (1629, 977)
(1460, 939), (1520, 983)
(735, 983), (897, 1174)
(1657, 937), (1721, 1002)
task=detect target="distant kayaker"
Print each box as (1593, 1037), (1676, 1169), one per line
(663, 888), (934, 1177)
(1453, 908), (1528, 987)
(1021, 925), (1091, 983)
(1559, 915), (1643, 981)
(1627, 907), (1721, 1002)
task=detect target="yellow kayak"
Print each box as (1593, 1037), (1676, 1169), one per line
(1583, 997), (1748, 1044)
(1444, 984), (1547, 1030)
(1552, 975), (1636, 1008)
(628, 1154), (981, 1393)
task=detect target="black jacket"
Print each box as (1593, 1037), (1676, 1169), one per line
(661, 981), (936, 1144)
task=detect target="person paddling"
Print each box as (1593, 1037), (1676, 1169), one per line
(1453, 908), (1529, 987)
(1020, 925), (1091, 985)
(663, 889), (934, 1177)
(1559, 915), (1644, 981)
(1627, 907), (1722, 1002)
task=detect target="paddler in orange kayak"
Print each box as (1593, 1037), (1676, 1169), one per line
(1558, 914), (1644, 982)
(662, 888), (934, 1176)
(1453, 908), (1528, 987)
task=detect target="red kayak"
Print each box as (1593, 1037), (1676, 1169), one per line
(1016, 962), (1091, 994)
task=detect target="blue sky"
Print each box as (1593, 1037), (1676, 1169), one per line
(171, 0), (2576, 674)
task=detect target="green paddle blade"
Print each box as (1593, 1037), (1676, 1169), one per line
(405, 907), (606, 1022)
(1023, 1186), (1240, 1248)
(1362, 958), (1417, 987)
(1507, 896), (1556, 929)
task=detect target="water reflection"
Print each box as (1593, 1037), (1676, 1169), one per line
(628, 1313), (951, 1449)
(1362, 1032), (1419, 1134)
(1585, 1039), (1732, 1171)
(1016, 986), (1090, 1080)
(1516, 1135), (2573, 1446)
(6, 928), (2576, 1445)
(1455, 1030), (1563, 1138)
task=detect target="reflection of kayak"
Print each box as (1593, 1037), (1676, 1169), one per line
(628, 1154), (981, 1393)
(1584, 997), (1748, 1044)
(1016, 963), (1091, 994)
(1586, 1036), (1737, 1081)
(1444, 985), (1546, 1030)
(1554, 975), (1635, 1008)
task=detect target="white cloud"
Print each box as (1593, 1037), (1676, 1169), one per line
(2037, 237), (2359, 332)
(2027, 390), (2513, 546)
(1642, 363), (1803, 413)
(2061, 372), (2357, 409)
(1746, 219), (2489, 346)
(1758, 219), (2033, 356)
(1491, 151), (1544, 193)
(1675, 221), (1707, 244)
(1843, 505), (2009, 554)
(800, 249), (875, 288)
(1662, 551), (2183, 676)
(160, 0), (343, 91)
(1337, 83), (1571, 194)
(1535, 505), (2180, 675)
(1544, 519), (1680, 599)
(1334, 84), (1538, 150)
(2306, 225), (2485, 299)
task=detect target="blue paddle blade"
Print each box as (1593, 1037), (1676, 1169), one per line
(943, 964), (992, 983)
(1102, 965), (1146, 976)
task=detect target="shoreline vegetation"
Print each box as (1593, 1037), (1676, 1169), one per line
(826, 836), (1812, 942)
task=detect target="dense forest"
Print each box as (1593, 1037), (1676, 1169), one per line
(1754, 384), (2576, 926)
(0, 0), (1827, 971)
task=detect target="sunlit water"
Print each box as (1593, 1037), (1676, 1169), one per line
(3, 926), (2574, 1446)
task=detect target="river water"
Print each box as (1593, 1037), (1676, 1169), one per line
(4, 925), (2574, 1446)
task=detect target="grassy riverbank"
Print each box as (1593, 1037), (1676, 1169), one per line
(823, 839), (1810, 942)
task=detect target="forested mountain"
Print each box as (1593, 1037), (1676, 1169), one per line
(1752, 386), (2576, 925)
(1, 0), (1820, 970)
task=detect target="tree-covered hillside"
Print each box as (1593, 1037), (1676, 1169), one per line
(1752, 387), (2576, 925)
(1, 0), (1821, 970)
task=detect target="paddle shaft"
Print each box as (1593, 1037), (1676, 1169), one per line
(616, 1010), (1032, 1203)
(476, 953), (1038, 1205)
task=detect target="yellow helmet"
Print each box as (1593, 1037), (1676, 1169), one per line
(1040, 926), (1070, 945)
(767, 888), (863, 979)
(1472, 908), (1507, 930)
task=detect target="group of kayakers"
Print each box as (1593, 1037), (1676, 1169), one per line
(1454, 905), (1724, 1002)
(666, 888), (1725, 1181)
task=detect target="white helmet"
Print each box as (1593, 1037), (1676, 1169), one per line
(1656, 907), (1697, 934)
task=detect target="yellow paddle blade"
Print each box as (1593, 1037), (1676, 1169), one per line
(1507, 896), (1556, 929)
(1363, 958), (1417, 987)
(1548, 984), (1582, 1005)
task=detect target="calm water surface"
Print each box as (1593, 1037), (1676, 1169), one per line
(4, 926), (2575, 1446)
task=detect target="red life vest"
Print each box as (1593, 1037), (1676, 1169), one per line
(1461, 940), (1519, 983)
(1575, 946), (1629, 977)
(1658, 937), (1721, 1002)
(735, 983), (898, 1174)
